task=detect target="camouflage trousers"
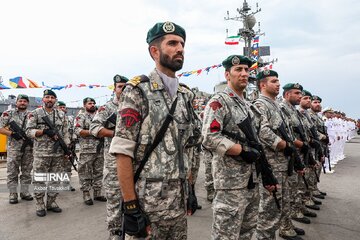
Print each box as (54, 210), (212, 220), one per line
(202, 149), (214, 197)
(279, 173), (301, 237)
(256, 171), (289, 240)
(313, 163), (322, 193)
(212, 187), (259, 240)
(63, 156), (73, 174)
(103, 149), (122, 235)
(298, 168), (316, 207)
(126, 213), (187, 240)
(33, 155), (64, 199)
(78, 152), (104, 192)
(6, 147), (33, 192)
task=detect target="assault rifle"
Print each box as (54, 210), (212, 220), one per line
(42, 115), (78, 171)
(8, 120), (33, 152)
(223, 116), (280, 209)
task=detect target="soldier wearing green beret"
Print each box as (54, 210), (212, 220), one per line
(279, 83), (315, 237)
(0, 94), (34, 204)
(89, 74), (128, 239)
(75, 97), (106, 205)
(254, 71), (301, 239)
(26, 89), (70, 217)
(202, 55), (278, 239)
(109, 21), (201, 239)
(299, 90), (325, 210)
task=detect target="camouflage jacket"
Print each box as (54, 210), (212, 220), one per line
(90, 96), (119, 151)
(109, 69), (200, 221)
(75, 110), (102, 153)
(202, 86), (258, 190)
(0, 108), (31, 151)
(26, 107), (69, 157)
(254, 95), (292, 172)
(308, 109), (327, 141)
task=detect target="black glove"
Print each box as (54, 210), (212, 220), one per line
(309, 140), (321, 149)
(11, 132), (22, 141)
(283, 143), (295, 157)
(300, 143), (310, 154)
(123, 200), (148, 237)
(239, 147), (260, 164)
(187, 184), (198, 215)
(43, 129), (57, 138)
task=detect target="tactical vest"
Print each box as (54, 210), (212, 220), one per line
(133, 78), (193, 180)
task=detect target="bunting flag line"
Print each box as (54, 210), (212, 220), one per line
(9, 77), (27, 88)
(178, 63), (222, 78)
(27, 79), (42, 88)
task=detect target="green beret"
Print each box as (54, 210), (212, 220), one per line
(57, 101), (66, 107)
(282, 83), (303, 91)
(302, 90), (312, 97)
(256, 70), (278, 80)
(113, 75), (129, 84)
(222, 55), (254, 69)
(16, 94), (29, 102)
(311, 95), (322, 102)
(83, 97), (96, 105)
(146, 21), (186, 44)
(43, 89), (57, 98)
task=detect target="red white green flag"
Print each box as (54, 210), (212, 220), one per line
(225, 35), (241, 45)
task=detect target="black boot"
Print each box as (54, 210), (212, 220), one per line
(83, 191), (93, 205)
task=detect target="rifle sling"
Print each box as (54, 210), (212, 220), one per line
(133, 97), (178, 184)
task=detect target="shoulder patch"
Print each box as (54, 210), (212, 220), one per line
(2, 111), (9, 117)
(127, 75), (149, 87)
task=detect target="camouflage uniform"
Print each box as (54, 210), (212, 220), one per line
(26, 107), (70, 212)
(299, 108), (321, 205)
(109, 70), (198, 239)
(75, 110), (105, 197)
(202, 146), (214, 202)
(279, 100), (308, 226)
(254, 95), (296, 239)
(308, 108), (327, 194)
(89, 96), (121, 238)
(202, 87), (259, 240)
(63, 115), (75, 175)
(0, 109), (33, 196)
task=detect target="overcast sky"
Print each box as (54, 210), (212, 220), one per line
(1, 0), (359, 118)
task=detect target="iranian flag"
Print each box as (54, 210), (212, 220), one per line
(225, 35), (241, 45)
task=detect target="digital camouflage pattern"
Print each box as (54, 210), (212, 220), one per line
(90, 97), (122, 236)
(0, 109), (33, 192)
(26, 107), (70, 206)
(109, 69), (199, 238)
(75, 110), (104, 193)
(202, 147), (214, 201)
(202, 86), (260, 239)
(254, 95), (293, 239)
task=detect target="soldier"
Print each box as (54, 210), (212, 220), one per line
(279, 83), (313, 231)
(254, 70), (303, 240)
(89, 74), (128, 240)
(298, 90), (323, 210)
(202, 55), (277, 240)
(309, 95), (332, 188)
(109, 21), (199, 239)
(0, 94), (34, 204)
(26, 89), (70, 217)
(57, 101), (76, 191)
(75, 97), (106, 205)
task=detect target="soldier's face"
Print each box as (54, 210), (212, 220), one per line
(287, 89), (302, 105)
(226, 64), (249, 91)
(114, 82), (126, 98)
(263, 76), (280, 97)
(58, 106), (67, 113)
(300, 96), (311, 109)
(43, 95), (56, 108)
(16, 99), (29, 110)
(157, 34), (185, 72)
(84, 101), (96, 113)
(311, 100), (321, 112)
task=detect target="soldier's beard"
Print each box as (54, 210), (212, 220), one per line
(17, 105), (27, 110)
(87, 107), (96, 113)
(160, 52), (183, 72)
(45, 102), (54, 108)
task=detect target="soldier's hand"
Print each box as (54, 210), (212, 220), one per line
(10, 131), (22, 141)
(123, 200), (149, 237)
(43, 129), (57, 138)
